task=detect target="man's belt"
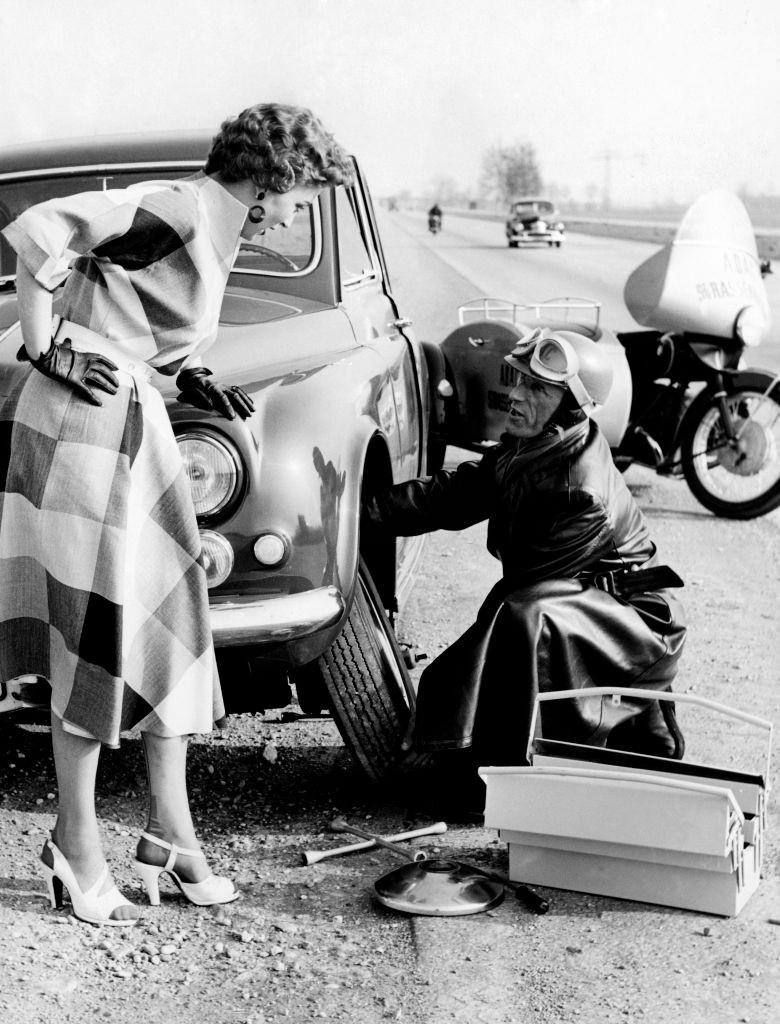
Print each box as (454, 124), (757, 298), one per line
(583, 564), (684, 598)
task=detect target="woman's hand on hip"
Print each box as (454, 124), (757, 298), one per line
(28, 339), (120, 406)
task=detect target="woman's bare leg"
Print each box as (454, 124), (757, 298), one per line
(48, 712), (138, 921)
(136, 733), (209, 882)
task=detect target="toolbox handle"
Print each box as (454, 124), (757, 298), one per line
(528, 687), (773, 785)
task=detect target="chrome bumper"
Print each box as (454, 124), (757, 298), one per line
(210, 587), (345, 647)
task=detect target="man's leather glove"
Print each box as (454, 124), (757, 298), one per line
(21, 339), (119, 406)
(175, 366), (255, 421)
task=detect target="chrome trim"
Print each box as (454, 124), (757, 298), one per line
(342, 269), (378, 288)
(210, 587), (345, 646)
(0, 160), (203, 183)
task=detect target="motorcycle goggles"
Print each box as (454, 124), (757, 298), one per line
(504, 328), (596, 413)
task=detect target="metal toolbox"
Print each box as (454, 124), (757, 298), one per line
(479, 689), (772, 917)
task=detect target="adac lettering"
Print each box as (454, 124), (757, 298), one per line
(696, 278), (757, 302)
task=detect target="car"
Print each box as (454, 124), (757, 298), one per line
(505, 197), (565, 248)
(0, 131), (451, 782)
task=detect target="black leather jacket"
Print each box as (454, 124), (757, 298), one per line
(366, 417), (686, 759)
(365, 418), (657, 585)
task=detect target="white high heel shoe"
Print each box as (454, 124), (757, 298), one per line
(40, 837), (139, 927)
(134, 832), (239, 907)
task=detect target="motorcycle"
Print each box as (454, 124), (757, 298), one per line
(428, 212), (442, 234)
(611, 190), (779, 519)
(431, 190), (780, 520)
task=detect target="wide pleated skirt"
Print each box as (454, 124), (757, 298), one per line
(0, 366), (224, 747)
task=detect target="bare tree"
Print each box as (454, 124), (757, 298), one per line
(480, 143), (543, 205)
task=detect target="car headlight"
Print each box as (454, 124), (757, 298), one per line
(177, 431), (244, 519)
(734, 305), (767, 347)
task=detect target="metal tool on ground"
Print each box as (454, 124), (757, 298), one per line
(471, 864), (550, 915)
(330, 819), (429, 862)
(304, 822), (448, 866)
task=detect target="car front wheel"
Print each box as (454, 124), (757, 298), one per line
(317, 559), (420, 783)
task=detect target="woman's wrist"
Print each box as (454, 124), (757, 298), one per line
(14, 261), (54, 360)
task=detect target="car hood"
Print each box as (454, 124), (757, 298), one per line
(0, 287), (357, 398)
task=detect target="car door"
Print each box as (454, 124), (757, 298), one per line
(334, 184), (420, 482)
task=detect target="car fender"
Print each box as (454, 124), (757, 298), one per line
(168, 342), (401, 662)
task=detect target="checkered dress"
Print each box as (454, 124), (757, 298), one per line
(0, 174), (247, 745)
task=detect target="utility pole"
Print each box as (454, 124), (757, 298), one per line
(594, 151), (646, 210)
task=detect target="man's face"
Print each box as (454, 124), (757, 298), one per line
(504, 369), (565, 438)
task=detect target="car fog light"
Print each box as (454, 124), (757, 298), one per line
(200, 530), (234, 588)
(437, 379), (454, 398)
(253, 532), (289, 568)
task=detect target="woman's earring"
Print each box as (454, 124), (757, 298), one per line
(248, 190), (266, 224)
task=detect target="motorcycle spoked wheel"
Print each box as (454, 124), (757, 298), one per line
(680, 380), (780, 519)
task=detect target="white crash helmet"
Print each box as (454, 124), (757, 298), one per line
(504, 327), (613, 416)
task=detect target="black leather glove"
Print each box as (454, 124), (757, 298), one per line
(175, 366), (255, 421)
(22, 339), (120, 406)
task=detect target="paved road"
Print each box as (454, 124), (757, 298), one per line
(383, 208), (780, 372)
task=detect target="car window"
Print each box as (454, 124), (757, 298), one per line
(335, 185), (375, 285)
(0, 169), (320, 284)
(0, 170), (189, 281)
(232, 205), (318, 277)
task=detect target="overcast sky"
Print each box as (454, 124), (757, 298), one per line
(1, 0), (777, 206)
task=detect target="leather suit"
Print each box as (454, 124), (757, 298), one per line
(364, 418), (687, 764)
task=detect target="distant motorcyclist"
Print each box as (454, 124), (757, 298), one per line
(428, 203), (442, 233)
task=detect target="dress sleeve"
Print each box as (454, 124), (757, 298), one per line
(1, 184), (198, 291)
(363, 451), (498, 536)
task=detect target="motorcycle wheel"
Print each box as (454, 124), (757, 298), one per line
(680, 377), (780, 519)
(318, 559), (425, 783)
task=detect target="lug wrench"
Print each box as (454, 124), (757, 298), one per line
(303, 821), (447, 866)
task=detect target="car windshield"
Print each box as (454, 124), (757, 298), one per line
(511, 201), (555, 217)
(0, 170), (317, 285)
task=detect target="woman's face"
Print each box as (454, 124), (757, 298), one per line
(240, 184), (322, 240)
(504, 370), (565, 439)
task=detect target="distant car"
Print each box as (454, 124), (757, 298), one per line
(505, 197), (565, 248)
(0, 132), (449, 782)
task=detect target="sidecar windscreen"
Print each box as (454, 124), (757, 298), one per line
(623, 190), (770, 344)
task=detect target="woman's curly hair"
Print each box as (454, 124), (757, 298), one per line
(205, 103), (353, 193)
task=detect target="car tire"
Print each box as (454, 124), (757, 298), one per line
(318, 559), (424, 783)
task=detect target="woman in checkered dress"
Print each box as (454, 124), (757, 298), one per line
(0, 104), (352, 925)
